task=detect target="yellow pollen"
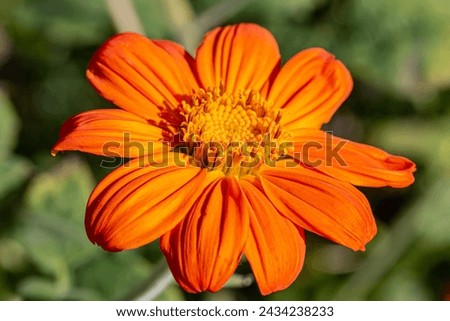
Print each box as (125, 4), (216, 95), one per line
(180, 86), (281, 144)
(178, 85), (283, 176)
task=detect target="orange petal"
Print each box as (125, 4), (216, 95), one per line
(259, 165), (376, 251)
(268, 48), (353, 130)
(160, 176), (250, 293)
(86, 155), (206, 251)
(154, 39), (197, 76)
(51, 109), (169, 157)
(87, 32), (198, 123)
(196, 23), (281, 94)
(240, 179), (306, 295)
(289, 129), (416, 188)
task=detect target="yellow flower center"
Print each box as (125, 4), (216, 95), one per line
(178, 86), (284, 177)
(181, 86), (281, 143)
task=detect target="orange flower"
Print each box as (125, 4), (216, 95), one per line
(52, 23), (416, 295)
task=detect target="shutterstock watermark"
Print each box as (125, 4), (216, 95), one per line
(99, 132), (348, 169)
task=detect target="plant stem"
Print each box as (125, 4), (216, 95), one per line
(161, 0), (199, 53)
(128, 259), (174, 301)
(104, 0), (145, 34)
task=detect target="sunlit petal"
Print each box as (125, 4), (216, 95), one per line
(241, 179), (306, 295)
(268, 48), (352, 130)
(259, 164), (376, 251)
(289, 129), (416, 187)
(87, 33), (198, 124)
(196, 23), (280, 94)
(51, 109), (169, 157)
(86, 155), (206, 251)
(160, 176), (250, 293)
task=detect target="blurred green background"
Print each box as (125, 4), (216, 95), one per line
(0, 0), (449, 301)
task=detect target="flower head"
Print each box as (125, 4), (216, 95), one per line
(52, 23), (416, 295)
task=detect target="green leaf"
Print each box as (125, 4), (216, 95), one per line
(15, 157), (95, 278)
(0, 156), (32, 199)
(11, 0), (111, 47)
(411, 178), (450, 247)
(15, 157), (159, 300)
(77, 251), (152, 300)
(0, 238), (27, 273)
(0, 91), (33, 199)
(373, 269), (431, 300)
(13, 157), (95, 299)
(18, 277), (65, 301)
(0, 90), (20, 158)
(344, 0), (450, 100)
